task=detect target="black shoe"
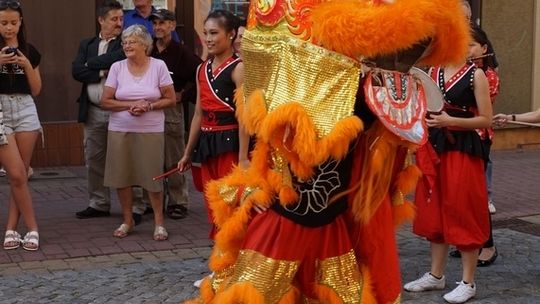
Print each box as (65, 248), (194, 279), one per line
(449, 249), (461, 258)
(477, 249), (498, 267)
(132, 213), (142, 226)
(76, 207), (110, 219)
(166, 205), (188, 219)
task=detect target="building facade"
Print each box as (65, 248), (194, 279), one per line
(18, 0), (540, 166)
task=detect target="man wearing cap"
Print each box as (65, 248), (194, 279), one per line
(124, 0), (180, 42)
(150, 9), (202, 219)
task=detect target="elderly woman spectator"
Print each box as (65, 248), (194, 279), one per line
(101, 24), (175, 241)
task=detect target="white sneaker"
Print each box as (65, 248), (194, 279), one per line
(193, 272), (214, 288)
(193, 277), (204, 288)
(443, 281), (476, 303)
(488, 201), (496, 214)
(404, 272), (445, 292)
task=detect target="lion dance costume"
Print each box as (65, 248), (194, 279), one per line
(187, 0), (470, 303)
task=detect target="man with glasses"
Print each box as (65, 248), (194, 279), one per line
(72, 0), (128, 220)
(150, 9), (201, 219)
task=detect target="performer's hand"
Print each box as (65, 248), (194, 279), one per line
(177, 155), (192, 172)
(426, 111), (454, 128)
(493, 113), (509, 127)
(238, 158), (250, 170)
(253, 203), (268, 214)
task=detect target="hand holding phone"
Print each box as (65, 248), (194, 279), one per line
(5, 47), (18, 55)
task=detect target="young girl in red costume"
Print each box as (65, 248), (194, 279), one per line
(472, 26), (500, 267)
(405, 29), (493, 303)
(177, 10), (249, 239)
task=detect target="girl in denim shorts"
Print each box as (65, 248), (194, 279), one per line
(0, 0), (41, 251)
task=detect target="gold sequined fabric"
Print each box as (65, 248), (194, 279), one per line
(271, 148), (293, 187)
(211, 266), (235, 292)
(317, 249), (363, 304)
(218, 185), (239, 205)
(242, 29), (361, 138)
(227, 249), (299, 304)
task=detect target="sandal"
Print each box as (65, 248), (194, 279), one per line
(22, 231), (39, 251)
(113, 224), (132, 238)
(4, 230), (21, 250)
(166, 205), (188, 220)
(153, 226), (168, 241)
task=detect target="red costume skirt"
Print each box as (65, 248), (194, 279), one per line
(211, 210), (370, 303)
(193, 151), (238, 239)
(414, 146), (489, 250)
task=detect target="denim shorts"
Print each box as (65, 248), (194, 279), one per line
(0, 94), (42, 134)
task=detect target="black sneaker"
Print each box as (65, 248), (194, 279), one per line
(76, 207), (110, 219)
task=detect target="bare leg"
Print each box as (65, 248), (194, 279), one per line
(147, 191), (164, 227)
(461, 249), (479, 283)
(116, 187), (135, 227)
(430, 242), (449, 278)
(2, 132), (39, 232)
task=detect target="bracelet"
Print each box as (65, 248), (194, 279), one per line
(512, 114), (516, 121)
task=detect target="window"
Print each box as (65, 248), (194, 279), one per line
(211, 1), (249, 18)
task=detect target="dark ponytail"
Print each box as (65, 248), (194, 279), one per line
(205, 9), (240, 43)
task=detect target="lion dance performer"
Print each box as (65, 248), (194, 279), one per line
(186, 0), (470, 303)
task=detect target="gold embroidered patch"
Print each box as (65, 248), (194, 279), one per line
(227, 249), (299, 304)
(218, 185), (239, 205)
(317, 249), (363, 304)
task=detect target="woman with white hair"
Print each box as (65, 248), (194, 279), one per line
(101, 24), (175, 241)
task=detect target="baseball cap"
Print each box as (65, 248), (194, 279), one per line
(150, 9), (176, 21)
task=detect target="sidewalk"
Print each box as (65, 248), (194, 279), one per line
(0, 149), (538, 303)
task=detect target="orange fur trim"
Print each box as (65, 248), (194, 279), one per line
(184, 279), (215, 304)
(391, 164), (421, 226)
(211, 282), (266, 304)
(312, 285), (346, 304)
(359, 265), (377, 304)
(200, 277), (216, 303)
(237, 88), (267, 135)
(259, 102), (363, 179)
(279, 186), (299, 205)
(311, 0), (470, 66)
(394, 165), (422, 195)
(348, 124), (399, 223)
(393, 200), (415, 227)
(209, 201), (253, 271)
(277, 286), (301, 304)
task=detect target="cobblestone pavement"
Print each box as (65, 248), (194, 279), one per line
(0, 150), (538, 303)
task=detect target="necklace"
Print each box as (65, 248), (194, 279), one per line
(128, 58), (149, 83)
(132, 74), (144, 83)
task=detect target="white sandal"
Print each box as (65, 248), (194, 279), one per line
(3, 230), (21, 250)
(153, 226), (168, 241)
(22, 231), (39, 251)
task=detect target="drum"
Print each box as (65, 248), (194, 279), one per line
(410, 67), (444, 113)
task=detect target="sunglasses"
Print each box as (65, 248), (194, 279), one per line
(0, 0), (21, 10)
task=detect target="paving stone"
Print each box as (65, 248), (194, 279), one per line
(0, 151), (539, 302)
